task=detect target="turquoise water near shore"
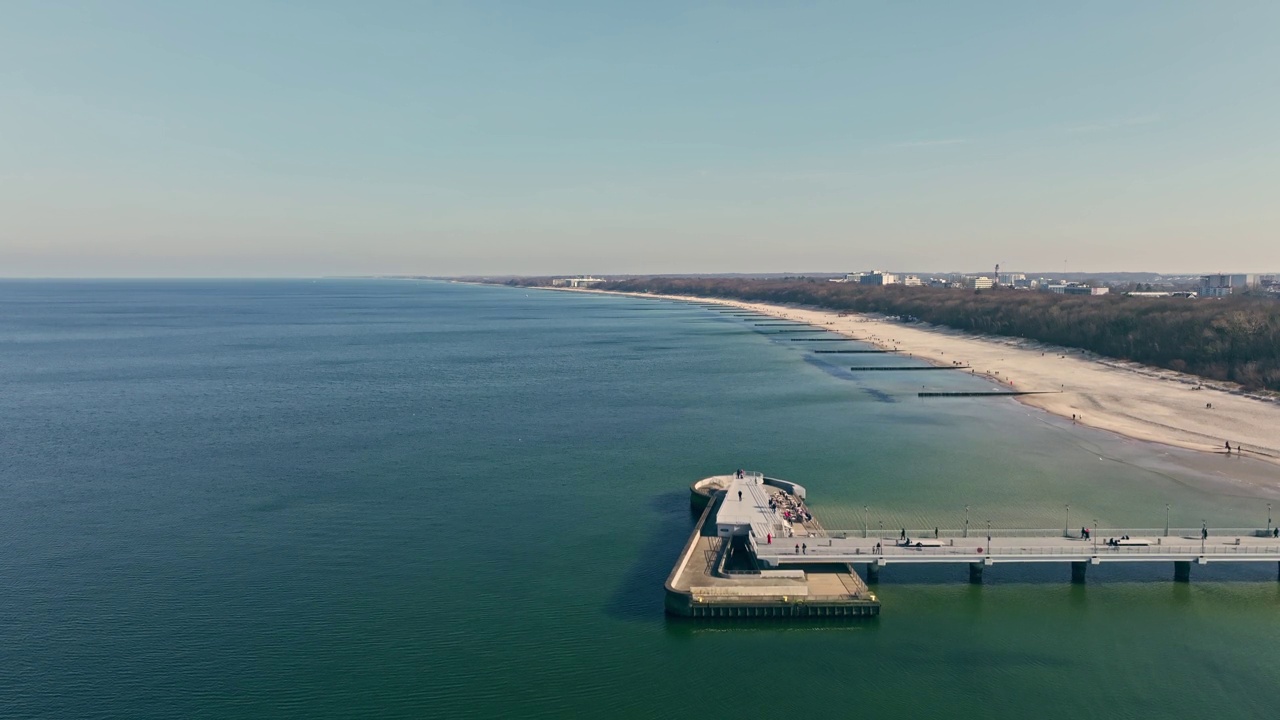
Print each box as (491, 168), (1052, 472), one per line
(2, 279), (1278, 718)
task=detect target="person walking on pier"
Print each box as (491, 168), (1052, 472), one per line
(802, 543), (807, 555)
(900, 528), (906, 541)
(795, 543), (800, 554)
(738, 490), (743, 502)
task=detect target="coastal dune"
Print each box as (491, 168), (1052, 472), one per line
(593, 289), (1280, 467)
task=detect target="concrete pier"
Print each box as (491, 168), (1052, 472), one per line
(673, 472), (1280, 618)
(969, 562), (984, 584)
(1071, 561), (1088, 584)
(666, 474), (879, 619)
(753, 528), (1280, 576)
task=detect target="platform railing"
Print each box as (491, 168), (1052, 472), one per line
(825, 527), (1276, 540)
(778, 543), (1280, 559)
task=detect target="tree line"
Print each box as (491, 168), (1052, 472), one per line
(576, 277), (1280, 392)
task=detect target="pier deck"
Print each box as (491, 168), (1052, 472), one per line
(755, 533), (1280, 566)
(711, 472), (1280, 586)
(670, 471), (1280, 619)
(665, 475), (879, 618)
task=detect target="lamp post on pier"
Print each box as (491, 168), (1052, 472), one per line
(1201, 520), (1207, 554)
(864, 506), (869, 539)
(1093, 519), (1098, 554)
(1268, 503), (1272, 536)
(1165, 504), (1170, 537)
(986, 520), (992, 556)
(964, 505), (970, 538)
(1065, 505), (1070, 538)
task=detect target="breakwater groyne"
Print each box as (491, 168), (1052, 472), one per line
(918, 390), (1060, 398)
(849, 365), (970, 371)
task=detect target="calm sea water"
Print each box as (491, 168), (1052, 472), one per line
(2, 279), (1278, 719)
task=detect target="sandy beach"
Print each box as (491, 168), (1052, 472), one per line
(585, 289), (1280, 468)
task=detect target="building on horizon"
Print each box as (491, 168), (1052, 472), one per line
(966, 276), (995, 290)
(1199, 274), (1259, 297)
(1127, 291), (1198, 299)
(1048, 283), (1110, 296)
(550, 276), (604, 288)
(901, 275), (923, 287)
(857, 271), (898, 286)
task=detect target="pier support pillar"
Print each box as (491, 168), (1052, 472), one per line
(1174, 561), (1191, 583)
(1071, 561), (1087, 584)
(968, 562), (984, 584)
(864, 563), (880, 584)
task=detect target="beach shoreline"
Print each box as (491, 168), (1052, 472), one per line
(554, 286), (1280, 469)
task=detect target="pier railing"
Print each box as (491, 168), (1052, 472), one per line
(826, 527), (1277, 540)
(795, 543), (1280, 559)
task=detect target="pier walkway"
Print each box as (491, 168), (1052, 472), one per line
(754, 532), (1280, 566)
(716, 473), (1280, 584)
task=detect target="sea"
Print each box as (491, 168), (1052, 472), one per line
(1, 279), (1278, 719)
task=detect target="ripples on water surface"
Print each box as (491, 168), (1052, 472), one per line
(1, 280), (1277, 719)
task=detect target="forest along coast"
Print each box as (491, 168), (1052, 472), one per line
(546, 284), (1280, 469)
(595, 277), (1280, 392)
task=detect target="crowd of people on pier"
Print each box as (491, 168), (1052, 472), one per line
(768, 490), (811, 525)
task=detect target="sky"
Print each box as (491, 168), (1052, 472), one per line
(2, 1), (1278, 277)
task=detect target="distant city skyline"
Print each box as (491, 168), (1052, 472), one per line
(3, 2), (1279, 277)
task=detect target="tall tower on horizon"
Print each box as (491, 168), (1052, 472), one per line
(994, 263), (1000, 287)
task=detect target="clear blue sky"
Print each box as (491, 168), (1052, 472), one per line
(3, 1), (1277, 277)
